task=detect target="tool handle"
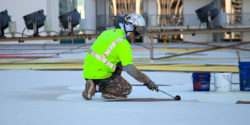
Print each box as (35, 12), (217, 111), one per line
(236, 51), (241, 63)
(158, 89), (175, 98)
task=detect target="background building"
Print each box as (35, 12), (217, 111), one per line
(1, 0), (250, 43)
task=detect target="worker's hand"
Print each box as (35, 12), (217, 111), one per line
(144, 80), (158, 92)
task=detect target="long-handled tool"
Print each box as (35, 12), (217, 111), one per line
(237, 51), (241, 63)
(158, 89), (181, 100)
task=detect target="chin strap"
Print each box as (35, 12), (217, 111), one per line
(120, 22), (134, 38)
(123, 23), (128, 38)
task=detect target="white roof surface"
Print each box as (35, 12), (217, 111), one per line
(0, 43), (250, 125)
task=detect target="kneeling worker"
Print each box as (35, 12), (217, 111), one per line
(82, 13), (158, 100)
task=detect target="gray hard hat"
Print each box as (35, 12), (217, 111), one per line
(114, 14), (128, 28)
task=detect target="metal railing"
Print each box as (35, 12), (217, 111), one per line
(96, 13), (250, 30)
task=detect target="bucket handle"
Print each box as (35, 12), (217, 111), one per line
(222, 74), (233, 84)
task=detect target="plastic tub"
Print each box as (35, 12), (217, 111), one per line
(192, 72), (211, 91)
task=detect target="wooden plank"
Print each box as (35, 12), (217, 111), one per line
(153, 42), (250, 60)
(0, 34), (99, 42)
(164, 39), (167, 48)
(147, 27), (250, 35)
(177, 40), (250, 52)
(156, 38), (250, 52)
(150, 33), (154, 59)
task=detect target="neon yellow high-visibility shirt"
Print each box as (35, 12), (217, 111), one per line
(83, 29), (133, 79)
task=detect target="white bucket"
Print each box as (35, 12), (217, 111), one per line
(214, 73), (232, 92)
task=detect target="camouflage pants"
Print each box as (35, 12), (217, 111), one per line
(93, 62), (132, 96)
(93, 74), (132, 96)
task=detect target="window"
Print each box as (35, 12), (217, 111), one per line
(59, 0), (85, 19)
(224, 0), (242, 41)
(157, 0), (183, 26)
(59, 0), (77, 16)
(110, 0), (143, 16)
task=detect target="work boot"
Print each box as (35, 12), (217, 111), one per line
(82, 79), (96, 100)
(102, 93), (127, 99)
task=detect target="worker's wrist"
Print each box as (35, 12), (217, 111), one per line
(143, 79), (152, 85)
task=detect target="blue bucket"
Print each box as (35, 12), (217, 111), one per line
(192, 72), (211, 91)
(239, 62), (250, 91)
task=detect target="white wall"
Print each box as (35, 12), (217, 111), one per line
(147, 0), (158, 27)
(242, 0), (250, 42)
(1, 0), (47, 36)
(144, 0), (158, 43)
(1, 0), (96, 44)
(85, 0), (96, 44)
(46, 0), (60, 34)
(0, 0), (47, 32)
(183, 0), (213, 42)
(183, 0), (211, 14)
(0, 0), (60, 44)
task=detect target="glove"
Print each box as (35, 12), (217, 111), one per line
(144, 80), (158, 92)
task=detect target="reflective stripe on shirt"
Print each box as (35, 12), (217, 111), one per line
(88, 37), (126, 70)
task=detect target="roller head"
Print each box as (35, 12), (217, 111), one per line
(175, 95), (181, 100)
